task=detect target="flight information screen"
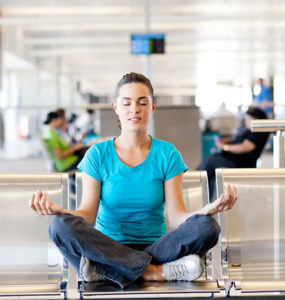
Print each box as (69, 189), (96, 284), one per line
(131, 33), (165, 55)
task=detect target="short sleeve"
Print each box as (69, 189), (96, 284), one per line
(45, 137), (59, 150)
(78, 146), (102, 182)
(246, 132), (269, 148)
(165, 146), (188, 182)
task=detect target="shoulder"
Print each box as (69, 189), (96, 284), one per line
(151, 137), (177, 153)
(85, 138), (114, 158)
(43, 127), (57, 140)
(247, 130), (270, 144)
(151, 137), (187, 180)
(151, 137), (184, 164)
(78, 139), (114, 178)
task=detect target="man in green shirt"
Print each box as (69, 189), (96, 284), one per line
(43, 112), (85, 172)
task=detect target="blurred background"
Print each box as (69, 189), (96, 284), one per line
(1, 0), (285, 171)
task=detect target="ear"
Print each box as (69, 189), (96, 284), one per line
(112, 101), (118, 115)
(151, 101), (156, 112)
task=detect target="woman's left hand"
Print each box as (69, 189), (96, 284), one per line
(203, 184), (237, 216)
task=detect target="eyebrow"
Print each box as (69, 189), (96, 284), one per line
(121, 96), (149, 100)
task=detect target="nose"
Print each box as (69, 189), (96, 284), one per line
(130, 102), (140, 113)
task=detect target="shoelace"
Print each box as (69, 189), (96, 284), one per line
(168, 259), (189, 279)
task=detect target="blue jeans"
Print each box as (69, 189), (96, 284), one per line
(49, 213), (220, 288)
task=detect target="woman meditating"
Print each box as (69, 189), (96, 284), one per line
(30, 72), (237, 288)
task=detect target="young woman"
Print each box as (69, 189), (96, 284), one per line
(30, 73), (237, 289)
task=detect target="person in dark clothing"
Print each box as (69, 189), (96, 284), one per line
(198, 106), (270, 200)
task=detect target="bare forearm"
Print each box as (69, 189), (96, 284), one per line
(55, 146), (77, 159)
(224, 143), (249, 154)
(168, 205), (219, 229)
(167, 185), (238, 230)
(168, 209), (206, 229)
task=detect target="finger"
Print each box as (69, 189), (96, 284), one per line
(45, 199), (53, 215)
(215, 194), (226, 211)
(225, 184), (235, 207)
(223, 184), (229, 201)
(226, 184), (232, 199)
(29, 193), (37, 212)
(34, 190), (43, 214)
(225, 184), (233, 203)
(220, 192), (232, 211)
(40, 193), (49, 215)
(222, 201), (231, 211)
(229, 184), (238, 209)
(222, 184), (237, 211)
(225, 184), (232, 203)
(217, 192), (225, 203)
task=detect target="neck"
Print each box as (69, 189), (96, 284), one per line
(49, 122), (57, 130)
(116, 130), (150, 150)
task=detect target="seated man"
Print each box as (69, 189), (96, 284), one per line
(43, 111), (86, 172)
(197, 106), (269, 199)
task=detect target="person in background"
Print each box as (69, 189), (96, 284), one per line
(43, 111), (85, 172)
(197, 106), (269, 200)
(74, 108), (97, 142)
(253, 78), (273, 118)
(31, 73), (237, 289)
(57, 117), (73, 145)
(55, 108), (71, 142)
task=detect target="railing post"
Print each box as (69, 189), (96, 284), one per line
(251, 120), (285, 168)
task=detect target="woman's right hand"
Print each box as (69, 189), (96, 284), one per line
(29, 190), (65, 215)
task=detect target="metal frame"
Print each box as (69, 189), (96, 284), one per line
(199, 171), (222, 281)
(76, 172), (83, 209)
(62, 173), (69, 211)
(0, 173), (68, 298)
(215, 168), (285, 296)
(215, 169), (227, 279)
(79, 280), (222, 299)
(251, 119), (285, 168)
(199, 171), (209, 207)
(251, 120), (285, 132)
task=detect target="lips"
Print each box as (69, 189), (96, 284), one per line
(128, 117), (141, 121)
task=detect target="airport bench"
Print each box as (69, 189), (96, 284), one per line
(216, 168), (285, 296)
(0, 173), (69, 298)
(74, 171), (224, 298)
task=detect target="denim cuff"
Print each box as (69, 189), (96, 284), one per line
(98, 252), (152, 289)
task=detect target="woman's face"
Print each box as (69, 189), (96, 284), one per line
(113, 82), (155, 132)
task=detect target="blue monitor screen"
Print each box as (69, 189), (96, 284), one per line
(131, 33), (165, 55)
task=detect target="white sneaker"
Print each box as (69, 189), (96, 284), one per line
(162, 254), (203, 281)
(79, 256), (105, 282)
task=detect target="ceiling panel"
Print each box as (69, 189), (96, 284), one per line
(1, 0), (285, 96)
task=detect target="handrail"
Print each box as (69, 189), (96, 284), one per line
(251, 119), (285, 168)
(251, 120), (285, 132)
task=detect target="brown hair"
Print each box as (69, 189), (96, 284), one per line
(56, 108), (66, 118)
(114, 72), (154, 101)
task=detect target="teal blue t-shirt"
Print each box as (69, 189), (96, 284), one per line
(78, 136), (188, 244)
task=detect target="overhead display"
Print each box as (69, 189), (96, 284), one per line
(131, 33), (165, 55)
